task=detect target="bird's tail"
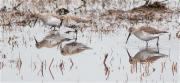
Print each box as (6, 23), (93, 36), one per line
(160, 31), (168, 33)
(83, 46), (92, 50)
(158, 53), (168, 57)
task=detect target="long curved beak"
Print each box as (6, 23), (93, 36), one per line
(59, 19), (64, 27)
(126, 49), (133, 64)
(62, 38), (73, 42)
(34, 36), (38, 44)
(126, 33), (131, 44)
(126, 49), (131, 59)
(59, 43), (63, 49)
(33, 18), (38, 27)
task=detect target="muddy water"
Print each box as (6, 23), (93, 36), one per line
(0, 0), (179, 83)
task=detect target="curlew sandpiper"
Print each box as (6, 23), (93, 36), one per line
(33, 11), (63, 30)
(126, 26), (168, 47)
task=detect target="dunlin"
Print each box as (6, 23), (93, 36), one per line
(126, 26), (168, 47)
(34, 12), (63, 30)
(60, 42), (91, 56)
(33, 11), (91, 30)
(126, 47), (167, 64)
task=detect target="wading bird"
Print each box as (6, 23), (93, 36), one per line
(126, 26), (168, 47)
(33, 11), (63, 30)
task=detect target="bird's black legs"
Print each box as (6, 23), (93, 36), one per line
(57, 42), (61, 49)
(145, 0), (150, 6)
(156, 37), (159, 47)
(50, 26), (56, 31)
(157, 45), (159, 53)
(146, 41), (149, 47)
(74, 29), (78, 42)
(53, 27), (56, 31)
(64, 29), (78, 42)
(157, 37), (159, 53)
(145, 37), (159, 48)
(50, 19), (64, 31)
(59, 19), (64, 29)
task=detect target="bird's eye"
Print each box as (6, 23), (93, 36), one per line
(35, 43), (40, 48)
(129, 59), (133, 62)
(61, 50), (64, 53)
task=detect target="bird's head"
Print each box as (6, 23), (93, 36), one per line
(126, 27), (136, 44)
(34, 36), (41, 48)
(128, 27), (136, 33)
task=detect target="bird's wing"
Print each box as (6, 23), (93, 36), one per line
(146, 56), (165, 62)
(69, 42), (90, 50)
(51, 14), (64, 20)
(140, 26), (168, 34)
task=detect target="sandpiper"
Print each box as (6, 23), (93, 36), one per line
(33, 11), (91, 30)
(126, 47), (167, 64)
(60, 42), (91, 56)
(126, 26), (168, 47)
(33, 11), (63, 30)
(34, 31), (72, 48)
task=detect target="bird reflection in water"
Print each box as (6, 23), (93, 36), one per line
(34, 30), (72, 48)
(126, 47), (168, 78)
(126, 47), (168, 64)
(60, 42), (91, 56)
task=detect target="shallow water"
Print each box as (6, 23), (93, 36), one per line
(0, 0), (179, 83)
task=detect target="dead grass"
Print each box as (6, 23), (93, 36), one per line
(176, 31), (180, 39)
(130, 1), (170, 13)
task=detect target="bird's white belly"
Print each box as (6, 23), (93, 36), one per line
(46, 17), (61, 26)
(134, 32), (160, 41)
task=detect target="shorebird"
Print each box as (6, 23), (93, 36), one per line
(33, 11), (63, 30)
(60, 42), (91, 56)
(34, 31), (72, 48)
(126, 26), (168, 47)
(126, 47), (168, 64)
(33, 10), (91, 30)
